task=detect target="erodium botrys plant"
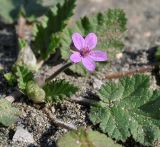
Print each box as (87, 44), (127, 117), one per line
(2, 0), (160, 146)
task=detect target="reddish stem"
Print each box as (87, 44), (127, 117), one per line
(105, 63), (158, 80)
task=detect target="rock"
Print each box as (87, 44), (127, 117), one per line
(51, 106), (55, 114)
(116, 53), (123, 60)
(12, 126), (35, 143)
(93, 77), (103, 89)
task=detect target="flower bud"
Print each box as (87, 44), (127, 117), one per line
(26, 81), (45, 103)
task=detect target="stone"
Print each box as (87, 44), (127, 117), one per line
(12, 126), (35, 143)
(93, 77), (103, 89)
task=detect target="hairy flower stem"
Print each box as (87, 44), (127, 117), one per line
(105, 63), (158, 79)
(45, 62), (73, 83)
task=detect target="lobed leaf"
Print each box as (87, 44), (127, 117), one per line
(0, 98), (19, 126)
(89, 74), (160, 146)
(43, 79), (78, 103)
(57, 127), (121, 147)
(61, 9), (127, 75)
(32, 0), (76, 60)
(14, 65), (34, 91)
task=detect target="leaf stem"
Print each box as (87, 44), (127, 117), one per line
(45, 62), (73, 83)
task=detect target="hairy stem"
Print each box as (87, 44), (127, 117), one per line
(45, 62), (73, 83)
(105, 63), (159, 79)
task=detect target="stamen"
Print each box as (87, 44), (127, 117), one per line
(80, 48), (90, 57)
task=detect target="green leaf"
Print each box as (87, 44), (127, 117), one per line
(57, 127), (121, 147)
(32, 0), (76, 60)
(43, 79), (78, 103)
(89, 74), (160, 146)
(0, 0), (62, 23)
(4, 72), (16, 86)
(61, 9), (127, 75)
(18, 38), (27, 49)
(14, 65), (34, 91)
(0, 99), (19, 126)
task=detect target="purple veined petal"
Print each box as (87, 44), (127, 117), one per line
(72, 33), (85, 50)
(70, 52), (82, 63)
(89, 50), (108, 61)
(82, 57), (96, 72)
(84, 33), (97, 50)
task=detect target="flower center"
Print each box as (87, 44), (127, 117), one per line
(80, 48), (90, 57)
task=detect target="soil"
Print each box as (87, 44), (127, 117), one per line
(0, 0), (160, 146)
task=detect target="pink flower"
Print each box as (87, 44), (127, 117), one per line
(70, 32), (108, 72)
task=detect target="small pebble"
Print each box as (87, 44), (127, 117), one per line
(12, 126), (35, 143)
(93, 77), (103, 89)
(116, 53), (123, 60)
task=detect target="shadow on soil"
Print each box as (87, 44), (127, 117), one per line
(0, 21), (18, 67)
(39, 125), (57, 147)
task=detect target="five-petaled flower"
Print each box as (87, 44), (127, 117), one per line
(70, 32), (108, 72)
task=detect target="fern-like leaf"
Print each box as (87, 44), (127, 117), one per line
(43, 79), (78, 103)
(32, 0), (76, 60)
(14, 65), (34, 91)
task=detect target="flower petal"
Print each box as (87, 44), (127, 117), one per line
(85, 33), (97, 49)
(82, 57), (96, 72)
(70, 52), (81, 63)
(89, 50), (108, 61)
(72, 33), (85, 50)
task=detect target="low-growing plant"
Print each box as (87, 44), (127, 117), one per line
(1, 0), (160, 146)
